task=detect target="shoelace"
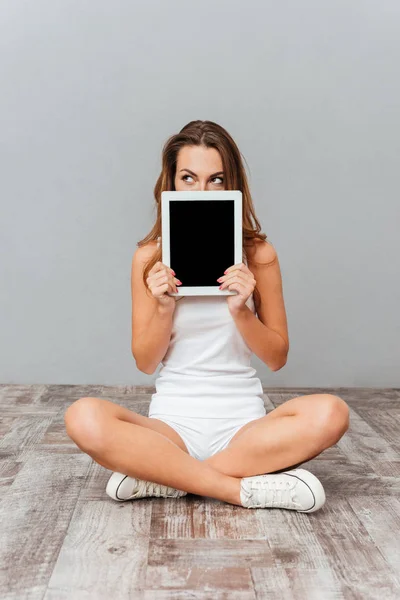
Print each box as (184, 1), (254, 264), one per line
(138, 479), (179, 498)
(248, 478), (299, 508)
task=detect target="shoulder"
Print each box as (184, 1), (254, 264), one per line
(247, 239), (277, 268)
(133, 240), (159, 265)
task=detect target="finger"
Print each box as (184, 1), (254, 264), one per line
(147, 271), (166, 288)
(164, 275), (178, 294)
(223, 262), (250, 276)
(220, 272), (253, 289)
(151, 281), (169, 297)
(151, 270), (172, 284)
(226, 281), (248, 295)
(223, 271), (250, 282)
(149, 273), (176, 294)
(149, 262), (175, 277)
(148, 261), (165, 276)
(153, 280), (176, 296)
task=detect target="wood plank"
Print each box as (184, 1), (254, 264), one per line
(336, 406), (399, 462)
(144, 566), (255, 598)
(348, 495), (400, 583)
(0, 451), (90, 598)
(45, 499), (152, 599)
(0, 414), (54, 490)
(308, 497), (400, 598)
(148, 539), (274, 568)
(359, 408), (400, 454)
(251, 566), (341, 600)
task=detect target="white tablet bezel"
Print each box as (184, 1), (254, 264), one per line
(161, 190), (243, 296)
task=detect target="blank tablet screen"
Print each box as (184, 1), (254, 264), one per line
(169, 199), (235, 287)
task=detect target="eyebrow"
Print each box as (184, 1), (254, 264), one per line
(179, 169), (224, 177)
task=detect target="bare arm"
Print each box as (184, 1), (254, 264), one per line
(229, 241), (289, 372)
(131, 246), (177, 374)
(134, 304), (175, 374)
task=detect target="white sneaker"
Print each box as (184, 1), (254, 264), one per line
(240, 468), (326, 512)
(106, 471), (188, 502)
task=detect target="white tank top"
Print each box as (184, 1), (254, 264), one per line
(148, 237), (267, 419)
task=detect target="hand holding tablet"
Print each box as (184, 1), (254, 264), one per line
(146, 259), (182, 309)
(217, 261), (258, 314)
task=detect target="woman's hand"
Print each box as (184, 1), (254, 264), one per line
(217, 262), (256, 313)
(147, 262), (182, 309)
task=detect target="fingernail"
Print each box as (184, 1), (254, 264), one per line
(171, 270), (176, 276)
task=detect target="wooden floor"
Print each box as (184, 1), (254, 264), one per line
(1, 385), (400, 599)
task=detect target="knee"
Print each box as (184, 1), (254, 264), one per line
(64, 397), (106, 452)
(315, 394), (350, 445)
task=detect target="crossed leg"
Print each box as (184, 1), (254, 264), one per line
(203, 393), (350, 477)
(64, 393), (349, 505)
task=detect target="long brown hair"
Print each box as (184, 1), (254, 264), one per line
(138, 120), (272, 310)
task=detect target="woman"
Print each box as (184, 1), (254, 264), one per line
(64, 120), (350, 512)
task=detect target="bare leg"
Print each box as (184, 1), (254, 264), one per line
(204, 394), (350, 477)
(65, 398), (242, 505)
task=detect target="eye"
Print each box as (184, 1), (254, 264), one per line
(181, 174), (224, 184)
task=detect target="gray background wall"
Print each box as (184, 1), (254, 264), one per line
(1, 1), (399, 387)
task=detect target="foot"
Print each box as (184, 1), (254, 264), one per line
(106, 471), (188, 502)
(240, 468), (326, 512)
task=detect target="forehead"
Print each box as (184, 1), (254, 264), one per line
(176, 145), (223, 172)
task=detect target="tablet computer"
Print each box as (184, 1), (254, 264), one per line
(161, 190), (243, 296)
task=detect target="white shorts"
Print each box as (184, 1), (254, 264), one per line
(148, 413), (262, 461)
